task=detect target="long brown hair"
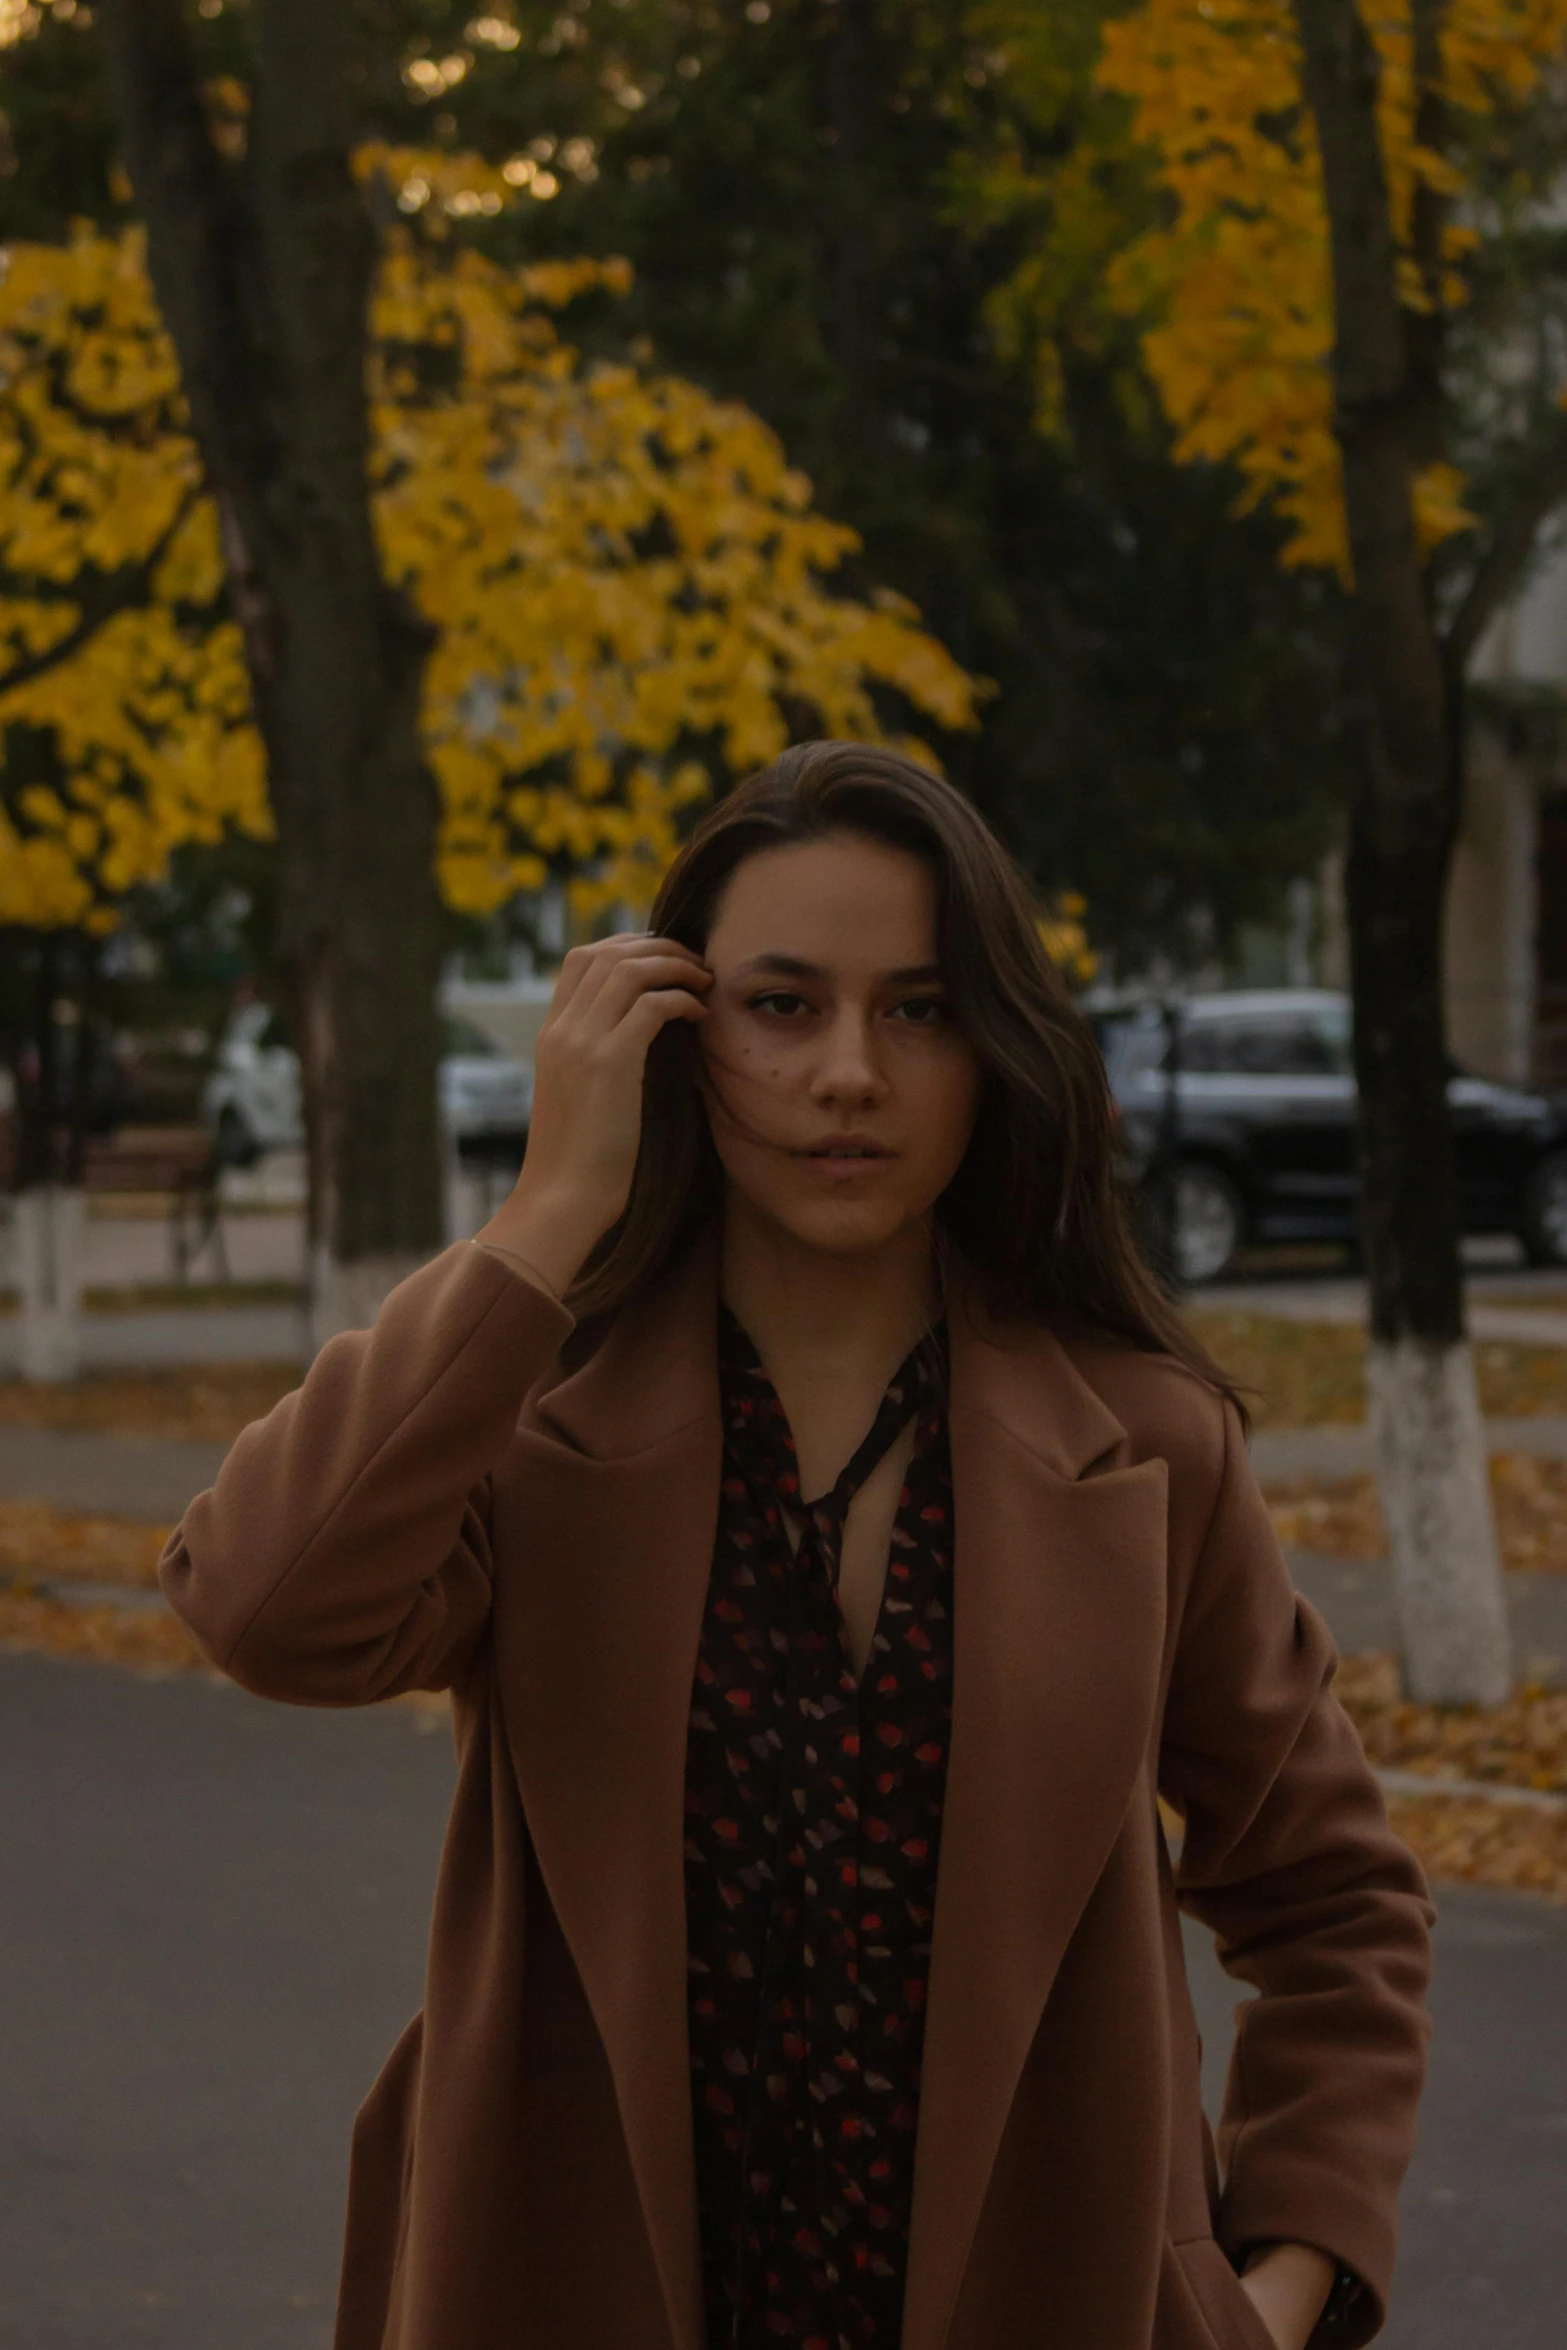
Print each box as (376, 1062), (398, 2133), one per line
(570, 740), (1236, 1408)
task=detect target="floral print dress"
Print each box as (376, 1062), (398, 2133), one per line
(684, 1307), (955, 2350)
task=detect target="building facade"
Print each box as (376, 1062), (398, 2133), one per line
(1449, 544), (1567, 1082)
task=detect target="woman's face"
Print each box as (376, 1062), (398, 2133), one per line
(698, 831), (983, 1256)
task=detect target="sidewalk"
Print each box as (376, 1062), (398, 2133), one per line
(0, 1424), (230, 1519)
(0, 1186), (307, 1298)
(1, 1649), (1560, 2350)
(0, 1147), (508, 1372)
(1289, 1550), (1567, 1686)
(0, 1303), (307, 1377)
(0, 1175), (308, 1375)
(0, 1306), (305, 1372)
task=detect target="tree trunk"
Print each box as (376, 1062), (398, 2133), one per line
(1292, 0), (1509, 1702)
(3, 932), (90, 1382)
(1344, 695), (1510, 1701)
(97, 0), (445, 1347)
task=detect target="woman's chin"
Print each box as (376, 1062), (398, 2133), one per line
(733, 1185), (926, 1259)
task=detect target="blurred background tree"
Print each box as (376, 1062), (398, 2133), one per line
(0, 0), (1354, 971)
(0, 212), (264, 1190)
(369, 0), (1350, 965)
(0, 0), (979, 1339)
(0, 200), (972, 931)
(1091, 0), (1567, 1702)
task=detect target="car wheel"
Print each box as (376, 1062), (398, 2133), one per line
(215, 1103), (261, 1169)
(1169, 1161), (1245, 1285)
(1522, 1150), (1567, 1266)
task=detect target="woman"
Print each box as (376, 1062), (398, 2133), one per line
(163, 742), (1431, 2350)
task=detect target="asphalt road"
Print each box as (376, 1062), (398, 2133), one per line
(1, 1653), (1562, 2350)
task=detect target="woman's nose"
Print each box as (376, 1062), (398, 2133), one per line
(809, 1010), (887, 1103)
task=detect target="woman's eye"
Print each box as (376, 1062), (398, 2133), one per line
(749, 991), (812, 1018)
(891, 996), (950, 1025)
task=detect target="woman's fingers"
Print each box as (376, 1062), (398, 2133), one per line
(565, 932), (707, 982)
(579, 951), (712, 1040)
(478, 933), (713, 1295)
(621, 984), (712, 1042)
(546, 934), (709, 1030)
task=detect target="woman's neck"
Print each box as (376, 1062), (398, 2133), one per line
(719, 1193), (939, 1405)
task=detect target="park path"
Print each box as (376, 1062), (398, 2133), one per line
(0, 1425), (230, 1519)
(0, 1650), (1560, 2350)
(0, 1304), (306, 1378)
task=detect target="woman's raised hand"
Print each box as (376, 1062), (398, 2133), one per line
(477, 934), (712, 1298)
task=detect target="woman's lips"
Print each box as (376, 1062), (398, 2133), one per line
(795, 1140), (894, 1174)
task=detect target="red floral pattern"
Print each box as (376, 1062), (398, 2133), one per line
(685, 1308), (954, 2349)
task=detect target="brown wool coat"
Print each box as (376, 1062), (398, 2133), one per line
(161, 1237), (1433, 2350)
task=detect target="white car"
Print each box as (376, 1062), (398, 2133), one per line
(204, 1002), (534, 1165)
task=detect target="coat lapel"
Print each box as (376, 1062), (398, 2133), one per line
(901, 1287), (1171, 2350)
(490, 1238), (724, 2350)
(489, 1246), (1173, 2350)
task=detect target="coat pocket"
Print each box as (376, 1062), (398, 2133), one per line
(335, 2010), (425, 2350)
(1167, 2238), (1280, 2350)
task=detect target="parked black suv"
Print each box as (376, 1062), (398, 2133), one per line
(1098, 989), (1567, 1282)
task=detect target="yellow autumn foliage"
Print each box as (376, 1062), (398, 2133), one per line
(0, 226), (267, 928)
(1098, 0), (1567, 572)
(0, 152), (981, 932)
(1037, 892), (1098, 988)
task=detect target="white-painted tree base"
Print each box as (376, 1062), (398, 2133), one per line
(310, 1249), (430, 1355)
(14, 1185), (86, 1383)
(1368, 1335), (1512, 1705)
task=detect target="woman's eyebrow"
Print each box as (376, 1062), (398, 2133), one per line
(734, 953), (825, 981)
(731, 954), (945, 986)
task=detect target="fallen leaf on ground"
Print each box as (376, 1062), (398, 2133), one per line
(398, 1690), (453, 1732)
(1335, 1652), (1567, 1791)
(1384, 1796), (1567, 1903)
(1266, 1476), (1386, 1560)
(0, 1500), (171, 1587)
(1266, 1454), (1567, 1570)
(0, 1586), (454, 1726)
(1183, 1313), (1367, 1427)
(0, 1588), (207, 1673)
(1183, 1312), (1567, 1429)
(1474, 1341), (1567, 1417)
(0, 1363), (299, 1443)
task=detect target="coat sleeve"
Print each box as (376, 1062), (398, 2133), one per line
(158, 1241), (575, 1705)
(1157, 1399), (1434, 2348)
